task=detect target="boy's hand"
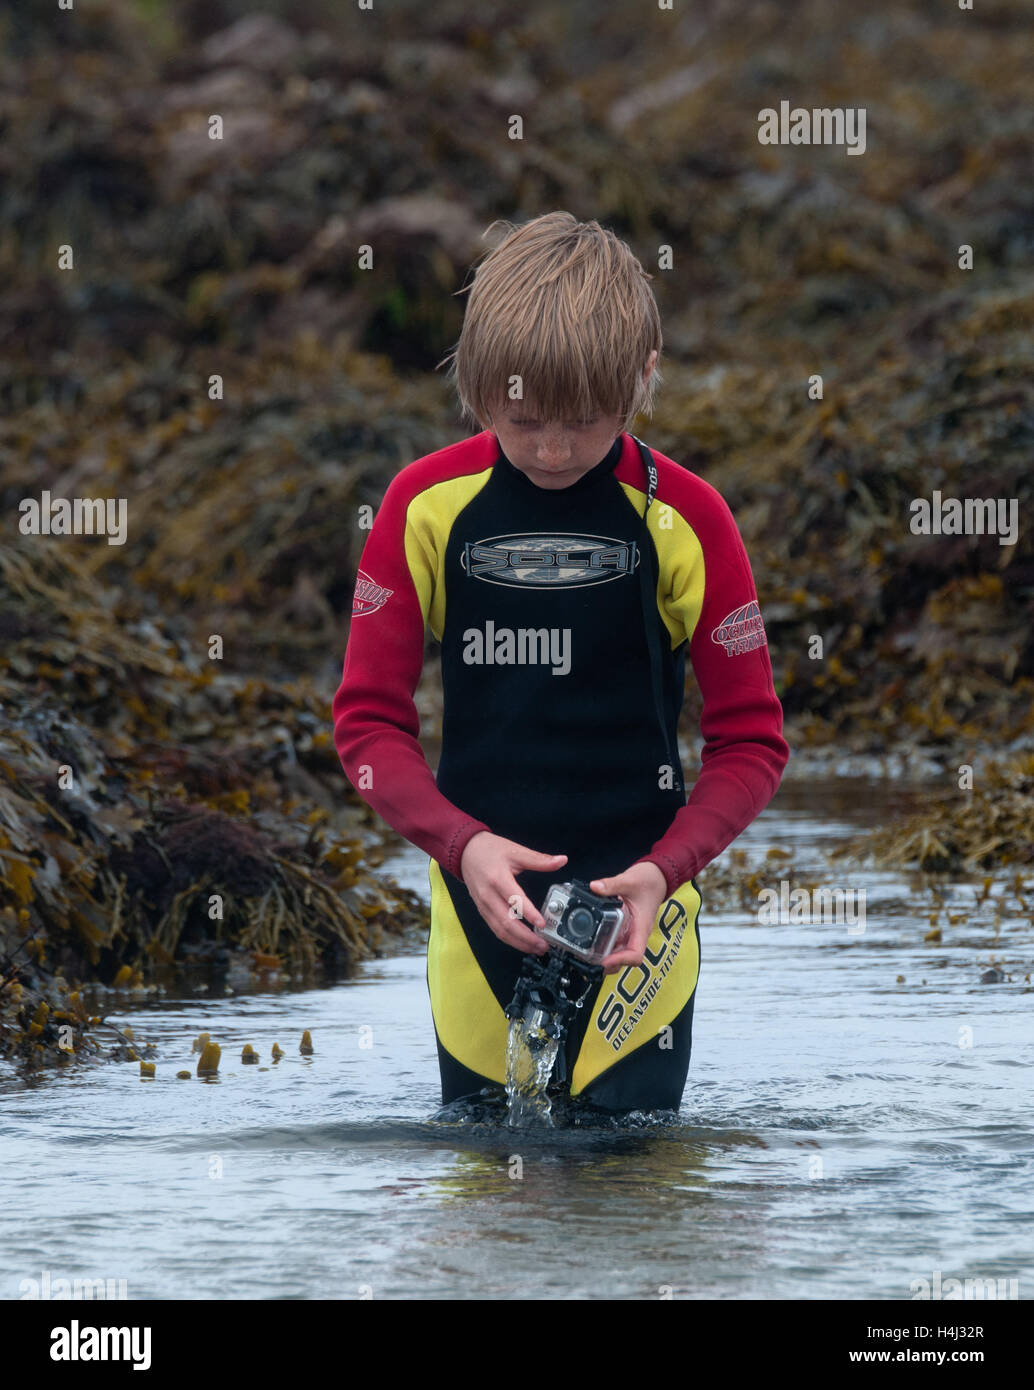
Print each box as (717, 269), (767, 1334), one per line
(590, 862), (668, 976)
(459, 831), (567, 954)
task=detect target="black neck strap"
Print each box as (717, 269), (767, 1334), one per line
(630, 435), (682, 795)
(632, 432), (659, 513)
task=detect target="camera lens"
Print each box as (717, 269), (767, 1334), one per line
(563, 906), (596, 945)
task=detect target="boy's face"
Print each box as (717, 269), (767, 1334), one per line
(487, 402), (626, 490)
(484, 351), (658, 491)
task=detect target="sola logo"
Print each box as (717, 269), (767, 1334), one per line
(352, 569), (393, 616)
(712, 600), (767, 656)
(463, 532), (636, 588)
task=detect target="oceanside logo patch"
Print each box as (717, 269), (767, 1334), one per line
(352, 569), (393, 615)
(463, 532), (637, 589)
(712, 600), (767, 656)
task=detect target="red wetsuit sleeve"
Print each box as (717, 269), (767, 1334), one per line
(634, 478), (789, 897)
(331, 469), (491, 880)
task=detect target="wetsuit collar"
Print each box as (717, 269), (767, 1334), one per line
(494, 434), (624, 494)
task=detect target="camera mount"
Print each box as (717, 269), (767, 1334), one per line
(504, 948), (603, 1084)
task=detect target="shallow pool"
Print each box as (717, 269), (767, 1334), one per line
(2, 780), (1031, 1300)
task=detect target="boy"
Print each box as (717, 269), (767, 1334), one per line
(332, 211), (788, 1116)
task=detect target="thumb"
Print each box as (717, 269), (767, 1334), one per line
(590, 876), (620, 896)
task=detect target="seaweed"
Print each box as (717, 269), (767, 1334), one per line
(830, 754), (1034, 872)
(2, 0), (1032, 1069)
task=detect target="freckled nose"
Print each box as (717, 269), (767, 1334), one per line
(538, 434), (572, 464)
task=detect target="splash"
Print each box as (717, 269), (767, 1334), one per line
(505, 1015), (560, 1127)
(503, 948), (603, 1127)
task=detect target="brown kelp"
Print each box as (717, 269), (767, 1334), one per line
(0, 535), (426, 1070)
(830, 755), (1034, 873)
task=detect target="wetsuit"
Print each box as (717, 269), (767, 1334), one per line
(332, 430), (788, 1112)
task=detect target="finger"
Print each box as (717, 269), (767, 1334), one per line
(502, 880), (548, 932)
(600, 917), (651, 970)
(511, 847), (568, 873)
(502, 921), (549, 954)
(486, 909), (541, 954)
(488, 885), (549, 952)
(470, 888), (520, 949)
(600, 947), (643, 972)
(503, 920), (548, 953)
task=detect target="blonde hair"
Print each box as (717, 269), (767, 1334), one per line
(439, 211), (663, 434)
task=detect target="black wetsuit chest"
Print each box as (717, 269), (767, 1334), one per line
(435, 439), (685, 877)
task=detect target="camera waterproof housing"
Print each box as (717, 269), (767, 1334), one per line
(537, 879), (627, 965)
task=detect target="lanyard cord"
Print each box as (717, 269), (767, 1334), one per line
(630, 435), (683, 795)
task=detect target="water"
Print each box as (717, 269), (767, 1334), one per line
(505, 1016), (561, 1127)
(2, 778), (1032, 1300)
